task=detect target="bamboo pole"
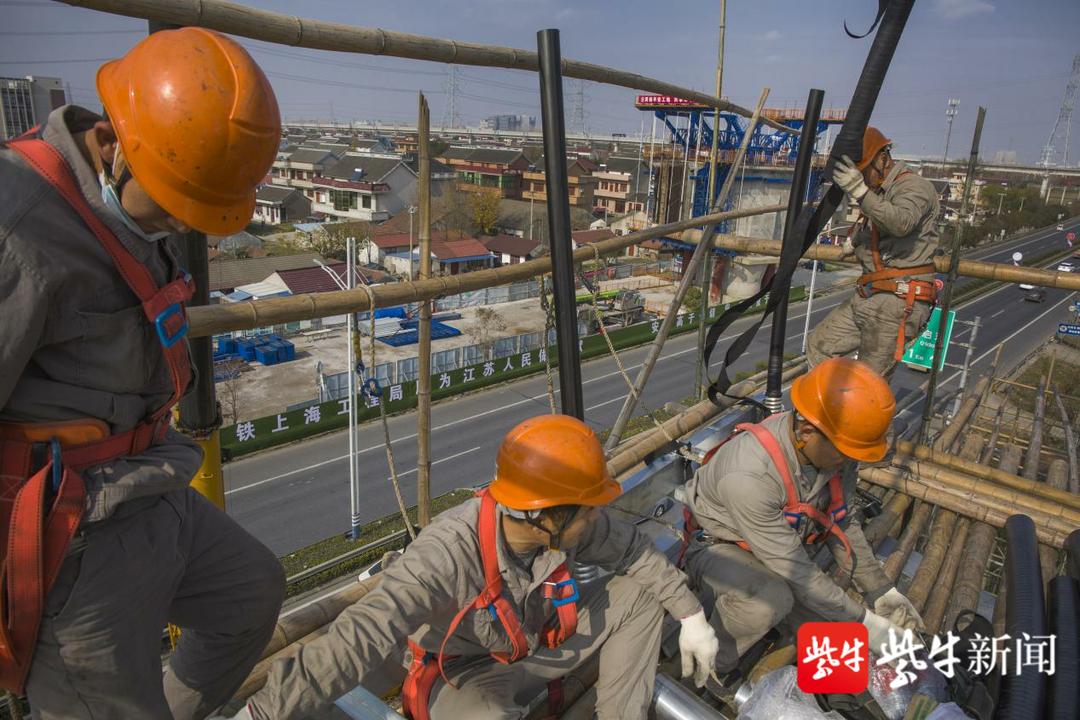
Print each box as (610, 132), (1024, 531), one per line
(935, 376), (990, 452)
(980, 403), (1005, 465)
(943, 436), (992, 633)
(416, 93), (433, 527)
(905, 508), (957, 612)
(1023, 374), (1048, 480)
(864, 493), (911, 550)
(1052, 385), (1079, 494)
(891, 458), (1080, 527)
(259, 578), (379, 663)
(187, 203), (785, 337)
(605, 87), (770, 451)
(236, 624), (331, 700)
(57, 0), (792, 133)
(923, 518), (970, 635)
(1047, 458), (1070, 492)
(882, 499), (932, 583)
(858, 467), (1073, 546)
(894, 440), (1080, 513)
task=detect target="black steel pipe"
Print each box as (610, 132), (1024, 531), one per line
(1047, 576), (1080, 720)
(537, 28), (583, 419)
(1066, 529), (1080, 582)
(764, 88), (823, 410)
(177, 231), (217, 429)
(998, 514), (1048, 720)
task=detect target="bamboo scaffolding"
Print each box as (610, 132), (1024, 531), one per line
(992, 445), (1021, 637)
(935, 376), (990, 452)
(882, 500), (932, 583)
(905, 508), (957, 612)
(187, 204), (784, 337)
(922, 518), (970, 635)
(1023, 374), (1048, 480)
(416, 94), (433, 527)
(58, 0), (792, 133)
(858, 467), (1073, 546)
(865, 493), (912, 549)
(1053, 386), (1079, 493)
(893, 440), (1080, 513)
(943, 436), (992, 632)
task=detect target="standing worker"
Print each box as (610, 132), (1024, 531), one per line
(807, 127), (941, 376)
(0, 28), (285, 718)
(678, 359), (923, 679)
(228, 415), (719, 720)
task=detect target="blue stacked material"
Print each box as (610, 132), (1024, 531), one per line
(378, 321), (462, 347)
(374, 306), (408, 319)
(235, 338), (257, 361)
(431, 312), (463, 322)
(217, 337), (237, 355)
(254, 344), (278, 365)
(280, 339), (296, 361)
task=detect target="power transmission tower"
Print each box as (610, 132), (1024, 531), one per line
(1040, 53), (1080, 168)
(941, 98), (959, 174)
(442, 66), (461, 128)
(570, 80), (587, 136)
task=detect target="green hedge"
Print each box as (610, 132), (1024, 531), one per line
(219, 286), (806, 459)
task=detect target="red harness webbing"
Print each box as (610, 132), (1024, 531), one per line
(678, 421), (852, 568)
(401, 490), (579, 720)
(0, 134), (193, 695)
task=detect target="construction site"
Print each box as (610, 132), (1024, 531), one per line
(3, 1), (1080, 720)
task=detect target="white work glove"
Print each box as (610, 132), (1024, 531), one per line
(874, 587), (925, 632)
(833, 155), (869, 202)
(678, 609), (720, 687)
(840, 235), (857, 256)
(862, 609), (908, 658)
(207, 705), (252, 720)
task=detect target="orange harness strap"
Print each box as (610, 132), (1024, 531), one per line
(0, 133), (194, 695)
(680, 422), (853, 567)
(401, 490), (579, 719)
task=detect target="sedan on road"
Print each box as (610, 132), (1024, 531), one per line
(1057, 260), (1076, 272)
(1024, 288), (1047, 303)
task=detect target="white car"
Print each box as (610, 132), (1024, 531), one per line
(1058, 261), (1077, 272)
(1019, 283), (1035, 290)
(1058, 223), (1065, 231)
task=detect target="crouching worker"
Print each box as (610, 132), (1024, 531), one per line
(229, 414), (718, 720)
(678, 358), (923, 679)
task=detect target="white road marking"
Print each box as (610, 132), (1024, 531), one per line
(389, 446), (482, 480)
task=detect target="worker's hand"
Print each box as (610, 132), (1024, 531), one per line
(874, 587), (925, 632)
(678, 609), (719, 687)
(833, 155), (869, 202)
(862, 609), (908, 659)
(207, 705), (252, 720)
(840, 236), (857, 257)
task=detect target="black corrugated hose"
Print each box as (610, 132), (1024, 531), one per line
(1066, 528), (1080, 582)
(703, 0), (917, 404)
(1047, 575), (1080, 720)
(997, 515), (1048, 719)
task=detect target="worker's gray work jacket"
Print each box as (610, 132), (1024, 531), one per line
(0, 105), (201, 523)
(254, 496), (702, 718)
(680, 412), (891, 622)
(850, 160), (941, 282)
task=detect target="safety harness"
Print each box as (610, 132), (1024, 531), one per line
(401, 489), (579, 720)
(0, 133), (193, 695)
(853, 174), (937, 362)
(678, 421), (852, 569)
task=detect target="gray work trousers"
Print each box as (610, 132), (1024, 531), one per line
(684, 542), (804, 673)
(25, 488), (285, 720)
(427, 574), (664, 720)
(806, 291), (932, 377)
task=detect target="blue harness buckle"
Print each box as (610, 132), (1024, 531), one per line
(50, 438), (63, 492)
(155, 303), (189, 349)
(550, 578), (579, 607)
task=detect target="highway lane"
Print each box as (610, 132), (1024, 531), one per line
(225, 218), (1080, 555)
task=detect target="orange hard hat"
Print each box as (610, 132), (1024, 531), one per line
(97, 27), (281, 235)
(488, 414), (621, 511)
(790, 358), (895, 462)
(857, 126), (892, 170)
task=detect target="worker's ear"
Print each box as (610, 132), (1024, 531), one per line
(92, 120), (119, 166)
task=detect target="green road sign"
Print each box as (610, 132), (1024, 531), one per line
(902, 307), (956, 370)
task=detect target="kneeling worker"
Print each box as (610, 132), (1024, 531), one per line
(678, 358), (922, 675)
(231, 414), (718, 720)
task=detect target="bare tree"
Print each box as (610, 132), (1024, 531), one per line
(467, 307), (508, 360)
(216, 359), (246, 426)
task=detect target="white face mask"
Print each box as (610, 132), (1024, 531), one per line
(99, 170), (171, 243)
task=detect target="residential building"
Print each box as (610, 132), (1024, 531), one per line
(439, 146), (531, 198)
(271, 146), (342, 201)
(1, 75), (66, 140)
(207, 252), (325, 294)
(522, 156), (599, 209)
(310, 153), (455, 222)
(494, 198), (596, 244)
(592, 157), (650, 215)
(366, 231), (496, 276)
(481, 114), (536, 132)
(254, 185), (311, 225)
(571, 228), (616, 249)
(481, 234), (541, 265)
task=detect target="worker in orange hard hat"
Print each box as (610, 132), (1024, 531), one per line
(226, 414), (718, 720)
(807, 126), (942, 377)
(0, 27), (284, 717)
(675, 359), (922, 696)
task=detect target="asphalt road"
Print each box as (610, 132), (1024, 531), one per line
(225, 218), (1080, 556)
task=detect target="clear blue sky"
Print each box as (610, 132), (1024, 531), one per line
(3, 0), (1079, 165)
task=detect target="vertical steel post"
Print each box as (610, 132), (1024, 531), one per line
(921, 106), (986, 443)
(416, 93), (433, 525)
(537, 29), (584, 419)
(147, 20), (225, 509)
(952, 316), (980, 417)
(347, 237), (361, 538)
(764, 88), (823, 413)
